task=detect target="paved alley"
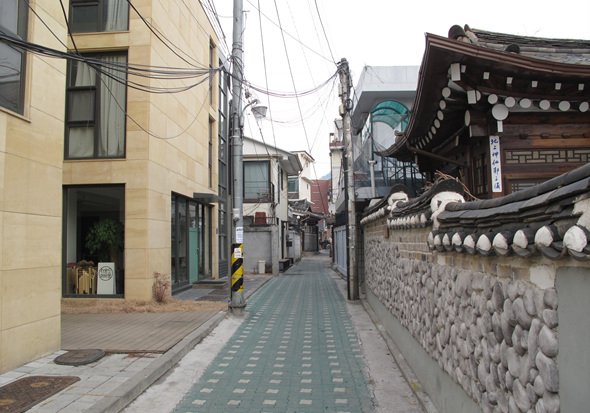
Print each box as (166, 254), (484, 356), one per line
(169, 253), (419, 413)
(124, 252), (425, 413)
(175, 254), (371, 412)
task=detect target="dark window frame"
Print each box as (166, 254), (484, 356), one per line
(244, 160), (273, 203)
(208, 117), (214, 188)
(64, 51), (128, 160)
(62, 184), (126, 298)
(217, 66), (229, 269)
(0, 0), (28, 114)
(70, 0), (129, 33)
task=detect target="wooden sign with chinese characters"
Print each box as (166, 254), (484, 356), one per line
(489, 136), (502, 193)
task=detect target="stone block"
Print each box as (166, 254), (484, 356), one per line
(512, 380), (531, 411)
(492, 282), (505, 312)
(538, 326), (558, 358)
(506, 347), (521, 377)
(533, 374), (544, 396)
(513, 297), (532, 329)
(523, 288), (537, 316)
(543, 289), (558, 310)
(526, 382), (538, 405)
(542, 391), (560, 413)
(535, 352), (559, 392)
(542, 309), (558, 329)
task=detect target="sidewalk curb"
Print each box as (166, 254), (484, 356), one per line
(86, 311), (227, 413)
(360, 298), (439, 413)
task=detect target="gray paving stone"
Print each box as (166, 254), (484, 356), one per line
(174, 258), (374, 412)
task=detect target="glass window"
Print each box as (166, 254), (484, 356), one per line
(208, 118), (213, 188)
(63, 185), (125, 296)
(198, 204), (211, 278)
(244, 161), (271, 202)
(70, 0), (129, 33)
(171, 195), (188, 288)
(209, 41), (215, 104)
(65, 54), (127, 159)
(217, 67), (229, 271)
(288, 177), (299, 193)
(0, 0), (27, 114)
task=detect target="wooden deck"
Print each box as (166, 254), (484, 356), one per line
(61, 311), (221, 353)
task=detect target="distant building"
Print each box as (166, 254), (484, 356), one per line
(331, 66), (421, 278)
(242, 137), (301, 274)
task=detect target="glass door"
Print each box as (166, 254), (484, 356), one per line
(189, 203), (199, 283)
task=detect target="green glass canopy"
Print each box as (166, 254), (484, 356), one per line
(371, 100), (409, 131)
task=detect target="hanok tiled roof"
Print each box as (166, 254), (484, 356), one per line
(469, 27), (590, 65)
(361, 163), (590, 261)
(436, 163), (590, 261)
(377, 25), (590, 163)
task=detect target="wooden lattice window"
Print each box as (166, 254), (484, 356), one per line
(473, 154), (488, 197)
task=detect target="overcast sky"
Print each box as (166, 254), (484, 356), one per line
(214, 0), (590, 179)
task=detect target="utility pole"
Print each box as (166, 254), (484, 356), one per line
(338, 58), (358, 300)
(230, 0), (246, 315)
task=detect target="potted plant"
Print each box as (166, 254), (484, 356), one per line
(85, 218), (124, 263)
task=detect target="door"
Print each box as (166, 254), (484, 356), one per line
(189, 203), (199, 283)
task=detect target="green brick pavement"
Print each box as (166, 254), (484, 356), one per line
(174, 256), (374, 413)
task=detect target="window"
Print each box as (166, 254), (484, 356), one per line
(218, 67), (229, 269)
(244, 161), (271, 202)
(63, 185), (125, 296)
(288, 177), (299, 193)
(65, 53), (127, 159)
(171, 194), (211, 290)
(209, 41), (215, 105)
(70, 0), (129, 33)
(0, 0), (28, 114)
(473, 153), (488, 198)
(208, 117), (213, 188)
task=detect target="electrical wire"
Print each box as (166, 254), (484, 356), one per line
(312, 0), (336, 63)
(245, 0), (334, 65)
(257, 0), (278, 152)
(0, 32), (221, 95)
(125, 0), (207, 69)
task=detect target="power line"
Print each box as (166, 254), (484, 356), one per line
(126, 0), (206, 69)
(312, 0), (336, 63)
(245, 0), (335, 65)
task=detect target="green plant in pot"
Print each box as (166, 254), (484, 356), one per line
(85, 218), (124, 263)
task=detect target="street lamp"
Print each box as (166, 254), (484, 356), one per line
(230, 0), (269, 315)
(229, 97), (267, 315)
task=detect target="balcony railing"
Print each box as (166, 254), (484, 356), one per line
(244, 213), (277, 227)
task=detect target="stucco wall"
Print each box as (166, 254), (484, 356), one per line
(244, 229), (272, 274)
(362, 218), (577, 413)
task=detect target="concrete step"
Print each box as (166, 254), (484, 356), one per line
(191, 278), (228, 290)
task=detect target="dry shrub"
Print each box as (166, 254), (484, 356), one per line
(153, 272), (171, 302)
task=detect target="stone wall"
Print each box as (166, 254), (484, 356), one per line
(364, 221), (563, 412)
(359, 170), (590, 413)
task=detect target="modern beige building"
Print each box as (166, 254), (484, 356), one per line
(0, 0), (226, 373)
(0, 0), (67, 374)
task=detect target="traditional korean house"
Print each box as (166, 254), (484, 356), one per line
(358, 25), (590, 413)
(378, 25), (590, 199)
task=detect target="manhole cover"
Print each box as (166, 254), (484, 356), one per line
(0, 376), (79, 413)
(54, 349), (105, 366)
